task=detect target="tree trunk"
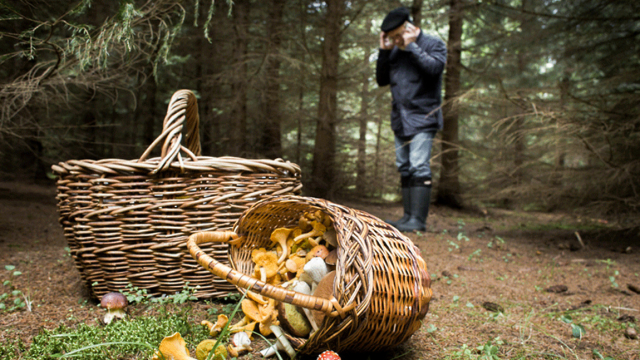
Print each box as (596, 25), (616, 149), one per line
(229, 0), (249, 156)
(355, 46), (370, 194)
(261, 0), (286, 159)
(310, 0), (343, 198)
(411, 0), (424, 28)
(436, 0), (463, 208)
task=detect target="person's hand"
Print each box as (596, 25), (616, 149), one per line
(401, 24), (420, 49)
(379, 32), (394, 50)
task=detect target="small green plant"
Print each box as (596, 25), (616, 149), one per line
(468, 249), (482, 262)
(451, 338), (503, 359)
(559, 314), (586, 339)
(609, 270), (620, 288)
(1, 265), (29, 312)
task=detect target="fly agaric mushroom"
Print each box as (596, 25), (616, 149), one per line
(259, 325), (296, 358)
(317, 350), (341, 360)
(293, 221), (326, 244)
(195, 339), (228, 360)
(228, 332), (252, 357)
(270, 227), (294, 264)
(152, 332), (196, 360)
(100, 292), (128, 325)
(201, 314), (228, 337)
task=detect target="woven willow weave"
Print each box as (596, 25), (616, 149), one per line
(52, 90), (302, 299)
(187, 196), (432, 354)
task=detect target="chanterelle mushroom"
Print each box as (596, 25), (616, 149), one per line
(228, 332), (252, 357)
(201, 314), (228, 337)
(270, 227), (294, 264)
(196, 339), (228, 360)
(152, 332), (196, 360)
(252, 248), (279, 279)
(293, 221), (326, 244)
(100, 292), (127, 325)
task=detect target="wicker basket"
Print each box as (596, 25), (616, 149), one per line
(187, 196), (432, 354)
(52, 90), (302, 300)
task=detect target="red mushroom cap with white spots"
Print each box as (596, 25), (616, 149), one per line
(317, 350), (340, 360)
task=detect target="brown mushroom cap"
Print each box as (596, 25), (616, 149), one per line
(307, 245), (330, 260)
(325, 249), (338, 266)
(277, 301), (312, 338)
(311, 271), (336, 326)
(100, 292), (127, 310)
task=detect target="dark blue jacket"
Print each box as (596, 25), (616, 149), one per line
(376, 32), (447, 137)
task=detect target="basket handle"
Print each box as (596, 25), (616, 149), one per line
(138, 89), (201, 173)
(187, 231), (354, 318)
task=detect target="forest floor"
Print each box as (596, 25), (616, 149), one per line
(0, 180), (639, 360)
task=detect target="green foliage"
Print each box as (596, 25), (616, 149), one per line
(0, 312), (208, 360)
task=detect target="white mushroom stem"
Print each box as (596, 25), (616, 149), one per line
(303, 257), (329, 283)
(104, 308), (126, 325)
(291, 281), (319, 332)
(229, 332), (252, 357)
(270, 325), (296, 358)
(259, 342), (283, 358)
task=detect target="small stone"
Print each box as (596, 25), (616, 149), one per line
(441, 270), (453, 278)
(482, 302), (504, 313)
(627, 284), (640, 295)
(457, 265), (483, 272)
(545, 285), (568, 293)
(617, 314), (636, 323)
(624, 327), (638, 340)
(624, 246), (632, 254)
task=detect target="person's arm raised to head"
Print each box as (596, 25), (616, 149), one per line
(376, 32), (393, 87)
(405, 27), (447, 76)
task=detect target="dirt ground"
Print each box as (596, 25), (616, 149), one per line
(1, 181), (639, 359)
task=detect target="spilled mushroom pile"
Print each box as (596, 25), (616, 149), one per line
(206, 210), (338, 358)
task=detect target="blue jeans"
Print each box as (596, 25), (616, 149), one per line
(395, 131), (436, 179)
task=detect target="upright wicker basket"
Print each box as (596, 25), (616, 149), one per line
(52, 90), (302, 300)
(187, 196), (432, 354)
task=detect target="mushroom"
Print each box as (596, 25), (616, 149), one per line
(152, 332), (196, 360)
(270, 227), (294, 264)
(201, 314), (228, 337)
(322, 228), (338, 248)
(227, 332), (252, 357)
(195, 339), (228, 360)
(100, 292), (127, 325)
(317, 350), (341, 360)
(306, 245), (330, 261)
(229, 319), (257, 338)
(303, 257), (329, 284)
(289, 280), (319, 332)
(311, 271), (336, 326)
(278, 286), (313, 337)
(252, 249), (279, 279)
(325, 249), (338, 267)
(293, 221), (326, 244)
(259, 325), (296, 358)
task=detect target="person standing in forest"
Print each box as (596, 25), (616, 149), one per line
(376, 7), (447, 232)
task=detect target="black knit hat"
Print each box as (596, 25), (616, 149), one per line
(381, 7), (411, 32)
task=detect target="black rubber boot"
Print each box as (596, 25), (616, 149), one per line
(396, 177), (432, 233)
(386, 176), (411, 227)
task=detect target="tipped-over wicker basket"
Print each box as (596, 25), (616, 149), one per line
(187, 196), (432, 354)
(52, 90), (302, 300)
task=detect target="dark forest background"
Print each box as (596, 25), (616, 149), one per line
(1, 0), (638, 224)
